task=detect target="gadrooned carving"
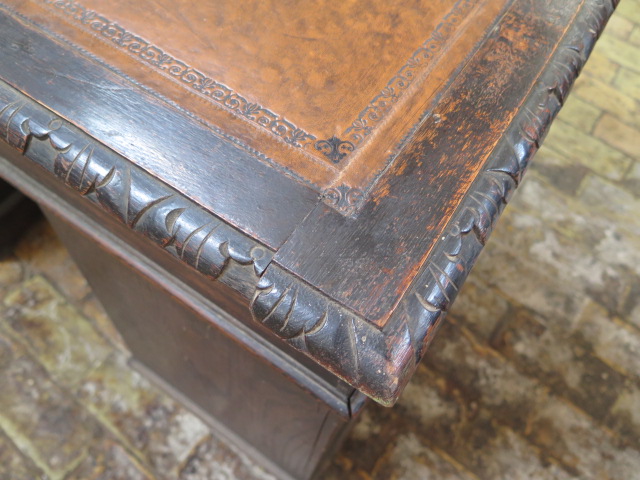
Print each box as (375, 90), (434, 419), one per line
(251, 0), (620, 406)
(0, 86), (273, 286)
(0, 0), (619, 406)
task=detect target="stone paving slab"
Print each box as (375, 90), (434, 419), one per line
(75, 353), (211, 480)
(65, 438), (154, 480)
(3, 276), (111, 390)
(0, 331), (102, 479)
(0, 429), (48, 480)
(0, 5), (638, 480)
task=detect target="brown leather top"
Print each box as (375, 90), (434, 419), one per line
(4, 0), (507, 195)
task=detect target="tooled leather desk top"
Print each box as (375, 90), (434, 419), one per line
(0, 0), (618, 405)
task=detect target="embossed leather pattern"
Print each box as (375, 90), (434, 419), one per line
(0, 0), (510, 205)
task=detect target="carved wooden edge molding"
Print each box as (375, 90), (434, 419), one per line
(0, 82), (273, 290)
(40, 0), (316, 150)
(251, 0), (619, 406)
(0, 0), (619, 407)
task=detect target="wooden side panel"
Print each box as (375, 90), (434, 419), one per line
(43, 209), (354, 480)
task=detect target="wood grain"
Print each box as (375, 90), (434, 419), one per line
(0, 7), (319, 248)
(0, 0), (619, 408)
(258, 0), (620, 405)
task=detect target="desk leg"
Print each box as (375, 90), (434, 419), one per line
(43, 208), (357, 480)
(0, 179), (40, 256)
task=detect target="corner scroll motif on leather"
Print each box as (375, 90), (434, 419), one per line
(323, 185), (365, 216)
(314, 137), (355, 164)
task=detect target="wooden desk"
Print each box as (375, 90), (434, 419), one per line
(0, 0), (618, 478)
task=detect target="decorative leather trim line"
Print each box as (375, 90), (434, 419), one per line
(40, 0), (477, 161)
(42, 0), (316, 150)
(252, 0), (619, 406)
(0, 0), (618, 406)
(0, 83), (273, 288)
(0, 2), (320, 191)
(341, 0), (477, 147)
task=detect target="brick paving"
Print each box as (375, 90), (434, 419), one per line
(1, 4), (639, 479)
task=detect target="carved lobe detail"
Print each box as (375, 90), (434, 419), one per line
(250, 264), (414, 405)
(251, 0), (619, 406)
(0, 84), (272, 286)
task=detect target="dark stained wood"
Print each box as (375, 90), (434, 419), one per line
(0, 137), (362, 478)
(276, 0), (579, 325)
(44, 208), (355, 480)
(252, 0), (621, 404)
(0, 107), (355, 397)
(0, 0), (619, 473)
(0, 8), (320, 249)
